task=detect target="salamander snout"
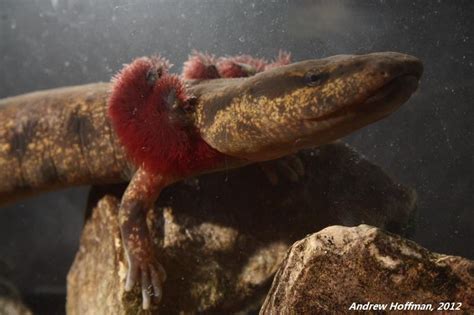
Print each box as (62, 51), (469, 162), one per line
(367, 52), (423, 82)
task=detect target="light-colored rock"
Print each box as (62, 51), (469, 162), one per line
(0, 275), (33, 315)
(0, 297), (32, 315)
(261, 225), (474, 314)
(67, 143), (417, 314)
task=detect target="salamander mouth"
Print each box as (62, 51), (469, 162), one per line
(357, 74), (419, 113)
(306, 74), (420, 123)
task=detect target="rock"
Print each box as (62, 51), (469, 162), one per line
(261, 225), (474, 314)
(67, 143), (417, 314)
(0, 296), (32, 315)
(0, 270), (33, 315)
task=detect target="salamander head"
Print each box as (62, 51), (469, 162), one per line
(194, 52), (423, 161)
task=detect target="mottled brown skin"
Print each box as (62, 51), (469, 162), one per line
(0, 83), (133, 204)
(119, 168), (169, 307)
(193, 52), (423, 161)
(0, 52), (423, 310)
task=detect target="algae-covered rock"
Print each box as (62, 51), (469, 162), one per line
(67, 143), (417, 314)
(261, 225), (474, 314)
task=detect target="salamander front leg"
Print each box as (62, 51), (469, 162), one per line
(118, 167), (169, 310)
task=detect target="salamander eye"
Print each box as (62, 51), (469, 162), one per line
(304, 71), (329, 86)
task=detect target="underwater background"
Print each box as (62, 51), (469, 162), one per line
(0, 0), (472, 313)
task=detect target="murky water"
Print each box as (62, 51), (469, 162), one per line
(0, 1), (472, 314)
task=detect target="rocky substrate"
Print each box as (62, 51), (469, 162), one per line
(67, 143), (418, 314)
(261, 225), (474, 314)
(0, 271), (32, 315)
(0, 296), (32, 315)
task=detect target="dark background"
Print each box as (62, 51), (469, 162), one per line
(0, 0), (472, 314)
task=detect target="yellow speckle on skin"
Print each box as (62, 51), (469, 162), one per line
(199, 85), (318, 155)
(0, 143), (11, 152)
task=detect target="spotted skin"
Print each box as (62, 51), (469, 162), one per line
(119, 167), (168, 309)
(193, 53), (423, 161)
(0, 83), (133, 204)
(0, 52), (422, 311)
(183, 50), (304, 184)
